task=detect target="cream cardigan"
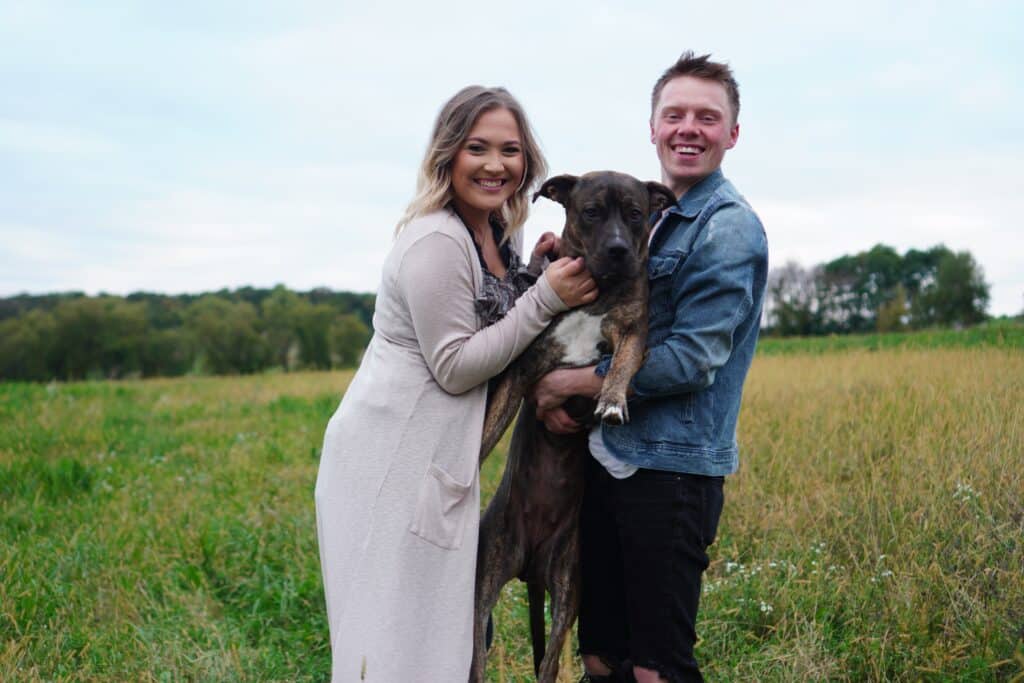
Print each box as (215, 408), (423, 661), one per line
(315, 208), (567, 681)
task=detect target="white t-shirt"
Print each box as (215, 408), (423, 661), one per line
(589, 426), (638, 478)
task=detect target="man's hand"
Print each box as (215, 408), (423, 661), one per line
(533, 366), (602, 411)
(537, 406), (584, 434)
(531, 366), (604, 434)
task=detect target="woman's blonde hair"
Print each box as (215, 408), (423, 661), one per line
(396, 86), (548, 239)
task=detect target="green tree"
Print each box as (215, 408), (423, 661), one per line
(49, 297), (148, 379)
(766, 261), (826, 335)
(331, 314), (370, 367)
(141, 327), (194, 377)
(877, 284), (908, 332)
(914, 250), (990, 327)
(185, 297), (269, 374)
(821, 244), (902, 333)
(294, 302), (336, 370)
(0, 310), (57, 381)
(261, 285), (302, 370)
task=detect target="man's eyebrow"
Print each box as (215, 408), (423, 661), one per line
(660, 105), (725, 115)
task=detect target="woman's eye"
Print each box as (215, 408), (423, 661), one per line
(503, 146), (521, 155)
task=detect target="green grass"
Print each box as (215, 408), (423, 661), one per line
(757, 320), (1024, 355)
(2, 346), (1023, 681)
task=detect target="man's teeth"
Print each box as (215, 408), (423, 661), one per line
(676, 146), (701, 154)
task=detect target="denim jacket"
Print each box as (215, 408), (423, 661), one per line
(596, 169), (768, 476)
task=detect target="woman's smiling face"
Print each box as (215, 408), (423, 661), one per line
(450, 107), (524, 225)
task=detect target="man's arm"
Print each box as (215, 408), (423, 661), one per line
(627, 203), (766, 399)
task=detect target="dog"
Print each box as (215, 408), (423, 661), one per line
(470, 171), (676, 682)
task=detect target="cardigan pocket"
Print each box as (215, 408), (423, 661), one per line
(408, 463), (474, 550)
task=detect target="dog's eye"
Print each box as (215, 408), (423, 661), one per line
(628, 209), (644, 222)
(582, 208), (600, 221)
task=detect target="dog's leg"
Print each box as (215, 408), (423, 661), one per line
(594, 327), (646, 425)
(479, 370), (525, 463)
(527, 579), (546, 675)
(536, 537), (581, 683)
(471, 477), (525, 681)
(470, 514), (509, 682)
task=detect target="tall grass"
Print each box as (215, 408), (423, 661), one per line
(707, 349), (1024, 680)
(1, 349), (1022, 681)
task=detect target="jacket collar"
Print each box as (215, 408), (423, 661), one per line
(666, 168), (727, 219)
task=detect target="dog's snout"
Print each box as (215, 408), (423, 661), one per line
(606, 240), (630, 261)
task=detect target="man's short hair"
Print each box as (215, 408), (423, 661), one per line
(651, 51), (740, 124)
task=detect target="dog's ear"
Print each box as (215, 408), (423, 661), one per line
(646, 182), (677, 214)
(533, 174), (579, 206)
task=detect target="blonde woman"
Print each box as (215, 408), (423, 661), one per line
(315, 86), (596, 681)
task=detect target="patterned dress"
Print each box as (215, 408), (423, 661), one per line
(471, 219), (541, 327)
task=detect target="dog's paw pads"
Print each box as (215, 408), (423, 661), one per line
(596, 402), (628, 425)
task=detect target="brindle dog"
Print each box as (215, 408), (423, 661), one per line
(470, 171), (675, 683)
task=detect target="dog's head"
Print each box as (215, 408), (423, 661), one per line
(534, 171), (675, 283)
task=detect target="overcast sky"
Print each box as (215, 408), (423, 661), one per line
(2, 1), (1022, 315)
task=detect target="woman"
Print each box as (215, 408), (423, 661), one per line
(314, 86), (597, 681)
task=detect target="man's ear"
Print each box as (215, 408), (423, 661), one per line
(533, 174), (579, 206)
(647, 181), (677, 214)
(727, 122), (740, 150)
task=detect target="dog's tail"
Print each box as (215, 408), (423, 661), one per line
(527, 580), (546, 675)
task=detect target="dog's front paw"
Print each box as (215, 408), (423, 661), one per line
(595, 398), (629, 425)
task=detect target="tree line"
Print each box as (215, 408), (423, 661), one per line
(0, 243), (1002, 382)
(764, 243), (992, 336)
(0, 286), (374, 382)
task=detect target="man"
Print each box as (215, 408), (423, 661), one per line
(533, 52), (768, 682)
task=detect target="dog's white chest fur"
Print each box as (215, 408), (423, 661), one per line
(551, 311), (607, 365)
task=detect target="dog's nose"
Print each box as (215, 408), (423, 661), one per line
(606, 240), (630, 261)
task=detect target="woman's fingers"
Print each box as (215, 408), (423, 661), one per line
(545, 257), (597, 307)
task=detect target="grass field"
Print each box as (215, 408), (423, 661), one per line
(2, 347), (1023, 681)
(757, 320), (1024, 356)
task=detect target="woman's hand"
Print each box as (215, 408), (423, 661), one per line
(545, 257), (597, 308)
(532, 231), (561, 261)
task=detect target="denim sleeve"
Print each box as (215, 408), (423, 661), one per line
(630, 203), (767, 399)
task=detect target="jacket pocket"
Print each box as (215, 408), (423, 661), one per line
(647, 250), (686, 320)
(408, 463), (474, 550)
(647, 250), (686, 279)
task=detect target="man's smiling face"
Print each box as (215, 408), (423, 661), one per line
(650, 75), (739, 197)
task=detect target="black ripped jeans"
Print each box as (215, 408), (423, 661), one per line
(578, 455), (724, 683)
